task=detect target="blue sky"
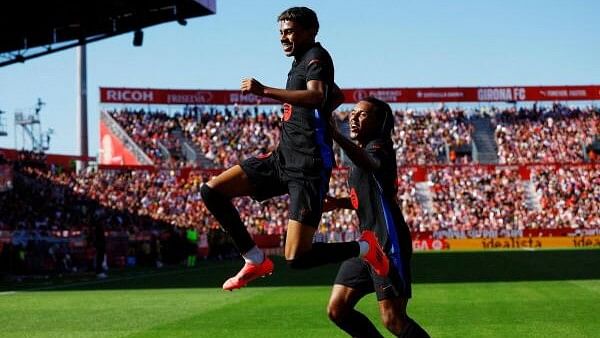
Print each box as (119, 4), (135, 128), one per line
(0, 0), (598, 156)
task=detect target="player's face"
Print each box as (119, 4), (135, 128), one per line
(279, 20), (314, 57)
(349, 101), (379, 143)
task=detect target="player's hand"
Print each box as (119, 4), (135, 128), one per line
(322, 195), (339, 212)
(241, 78), (265, 96)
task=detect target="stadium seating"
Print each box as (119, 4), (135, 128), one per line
(1, 103), (598, 275)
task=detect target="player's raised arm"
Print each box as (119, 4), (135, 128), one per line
(330, 120), (381, 172)
(331, 97), (393, 172)
(241, 78), (325, 108)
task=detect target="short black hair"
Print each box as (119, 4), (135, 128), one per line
(278, 7), (319, 35)
(361, 96), (394, 138)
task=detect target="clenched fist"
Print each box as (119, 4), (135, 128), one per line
(241, 78), (266, 96)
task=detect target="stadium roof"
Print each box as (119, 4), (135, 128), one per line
(0, 0), (216, 67)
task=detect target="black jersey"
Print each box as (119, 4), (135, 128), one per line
(348, 139), (413, 285)
(277, 42), (335, 179)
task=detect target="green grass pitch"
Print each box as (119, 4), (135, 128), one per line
(1, 249), (599, 337)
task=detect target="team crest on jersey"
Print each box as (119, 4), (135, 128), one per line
(350, 187), (359, 209)
(283, 103), (293, 121)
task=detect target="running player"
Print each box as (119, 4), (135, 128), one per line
(324, 97), (430, 337)
(200, 7), (388, 291)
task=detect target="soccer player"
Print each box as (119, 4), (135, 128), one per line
(324, 97), (430, 337)
(200, 7), (388, 291)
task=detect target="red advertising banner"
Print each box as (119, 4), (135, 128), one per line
(99, 120), (141, 165)
(100, 85), (600, 105)
(343, 85), (600, 103)
(100, 87), (280, 105)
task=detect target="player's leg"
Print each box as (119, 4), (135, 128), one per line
(327, 259), (383, 337)
(284, 219), (316, 259)
(204, 155), (287, 290)
(200, 165), (256, 255)
(204, 164), (254, 197)
(374, 253), (429, 337)
(378, 297), (429, 338)
(284, 178), (362, 268)
(284, 180), (388, 271)
(285, 220), (362, 267)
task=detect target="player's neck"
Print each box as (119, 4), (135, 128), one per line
(293, 41), (317, 60)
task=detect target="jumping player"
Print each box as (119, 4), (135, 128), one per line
(200, 7), (388, 291)
(324, 97), (430, 337)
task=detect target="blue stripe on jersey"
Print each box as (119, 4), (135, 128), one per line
(313, 108), (334, 170)
(374, 175), (408, 293)
(313, 108), (334, 200)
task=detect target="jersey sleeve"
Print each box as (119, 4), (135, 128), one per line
(305, 50), (332, 82)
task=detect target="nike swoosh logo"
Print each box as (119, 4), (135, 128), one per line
(380, 285), (393, 292)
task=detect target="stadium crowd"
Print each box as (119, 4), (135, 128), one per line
(109, 109), (184, 166)
(179, 108), (281, 168)
(3, 159), (597, 227)
(108, 108), (283, 168)
(493, 104), (599, 163)
(2, 101), (599, 276)
(531, 166), (599, 230)
(108, 105), (476, 168)
(106, 103), (599, 169)
(392, 106), (474, 165)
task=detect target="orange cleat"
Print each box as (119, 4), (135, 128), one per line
(222, 256), (274, 291)
(360, 230), (389, 277)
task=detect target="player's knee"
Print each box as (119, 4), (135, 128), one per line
(381, 311), (405, 335)
(200, 184), (223, 205)
(200, 183), (212, 201)
(327, 301), (349, 324)
(383, 319), (402, 335)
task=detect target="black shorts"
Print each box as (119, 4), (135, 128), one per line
(240, 151), (330, 227)
(334, 257), (412, 301)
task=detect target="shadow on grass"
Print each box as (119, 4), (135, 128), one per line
(2, 249), (599, 292)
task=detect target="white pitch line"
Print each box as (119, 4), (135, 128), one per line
(1, 270), (182, 294)
(2, 263), (228, 293)
(27, 268), (189, 291)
